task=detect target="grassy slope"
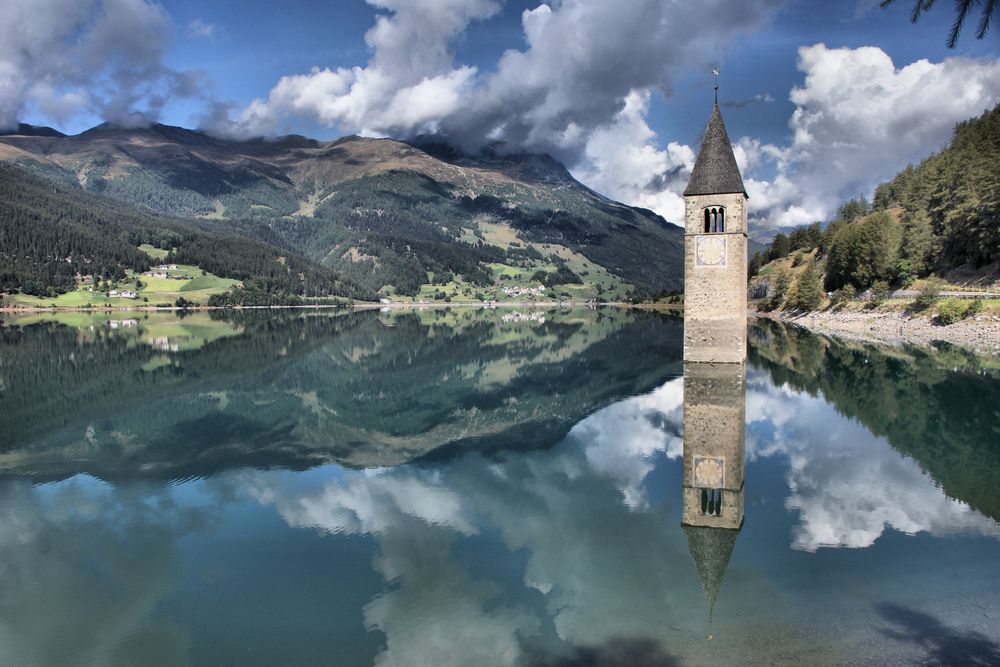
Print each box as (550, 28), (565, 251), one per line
(138, 243), (169, 259)
(8, 260), (240, 307)
(382, 218), (634, 302)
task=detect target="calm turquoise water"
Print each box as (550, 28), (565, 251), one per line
(0, 308), (998, 666)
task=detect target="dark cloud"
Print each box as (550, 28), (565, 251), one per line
(207, 0), (783, 160)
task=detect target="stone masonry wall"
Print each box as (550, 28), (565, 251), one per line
(684, 192), (748, 364)
(682, 362), (746, 529)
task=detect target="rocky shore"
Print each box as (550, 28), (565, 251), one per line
(755, 308), (1000, 357)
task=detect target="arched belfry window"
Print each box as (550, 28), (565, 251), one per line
(703, 206), (726, 233)
(700, 488), (723, 517)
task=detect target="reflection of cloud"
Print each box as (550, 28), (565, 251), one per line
(245, 469), (475, 537)
(364, 524), (539, 667)
(746, 372), (1000, 551)
(246, 380), (692, 662)
(242, 367), (1000, 665)
(571, 377), (683, 508)
(0, 476), (216, 666)
(245, 468), (533, 667)
(786, 446), (1000, 551)
(466, 456), (681, 647)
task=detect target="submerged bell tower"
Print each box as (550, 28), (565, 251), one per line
(679, 75), (749, 623)
(682, 80), (748, 363)
(681, 360), (746, 620)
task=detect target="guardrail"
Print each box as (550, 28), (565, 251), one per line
(751, 279), (999, 301)
(878, 290), (1000, 300)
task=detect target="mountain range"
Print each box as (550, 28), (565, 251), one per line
(0, 122), (693, 302)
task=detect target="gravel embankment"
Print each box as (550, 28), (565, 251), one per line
(755, 308), (1000, 357)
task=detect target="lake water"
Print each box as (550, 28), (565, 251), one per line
(0, 308), (998, 666)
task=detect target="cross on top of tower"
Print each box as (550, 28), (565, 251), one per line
(712, 67), (719, 105)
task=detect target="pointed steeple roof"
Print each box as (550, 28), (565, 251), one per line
(684, 104), (746, 197)
(682, 524), (740, 612)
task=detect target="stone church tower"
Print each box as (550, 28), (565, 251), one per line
(680, 96), (749, 614)
(682, 101), (748, 364)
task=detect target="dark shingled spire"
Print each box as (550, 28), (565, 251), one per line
(682, 524), (739, 613)
(684, 104), (746, 197)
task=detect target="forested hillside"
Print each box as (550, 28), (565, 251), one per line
(0, 165), (372, 302)
(872, 103), (1000, 271)
(0, 163), (154, 295)
(750, 104), (1000, 311)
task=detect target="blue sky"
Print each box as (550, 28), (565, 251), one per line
(3, 0), (1000, 228)
(151, 0), (1000, 147)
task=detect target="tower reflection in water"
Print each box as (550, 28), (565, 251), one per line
(681, 360), (746, 618)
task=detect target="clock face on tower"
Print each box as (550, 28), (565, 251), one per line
(695, 235), (728, 268)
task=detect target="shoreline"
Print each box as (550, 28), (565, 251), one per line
(0, 300), (656, 315)
(7, 300), (993, 358)
(754, 307), (1000, 357)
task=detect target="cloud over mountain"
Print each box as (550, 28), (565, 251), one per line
(0, 0), (206, 129)
(203, 0), (502, 138)
(209, 0), (780, 146)
(204, 0), (782, 223)
(203, 2), (1000, 228)
(5, 1), (1000, 229)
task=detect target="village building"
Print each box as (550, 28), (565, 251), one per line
(500, 284), (545, 298)
(501, 311), (546, 324)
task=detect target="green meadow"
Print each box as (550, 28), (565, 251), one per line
(8, 259), (240, 309)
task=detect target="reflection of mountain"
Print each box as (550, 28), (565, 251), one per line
(2, 320), (997, 664)
(0, 309), (682, 479)
(749, 320), (1000, 522)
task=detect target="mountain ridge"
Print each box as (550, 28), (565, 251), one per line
(0, 121), (686, 299)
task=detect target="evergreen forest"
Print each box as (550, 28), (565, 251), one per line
(0, 165), (373, 302)
(750, 104), (1000, 310)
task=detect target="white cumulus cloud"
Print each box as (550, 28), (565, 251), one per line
(740, 44), (1000, 230)
(203, 0), (502, 138)
(206, 0), (782, 225)
(573, 90), (695, 223)
(0, 0), (206, 129)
